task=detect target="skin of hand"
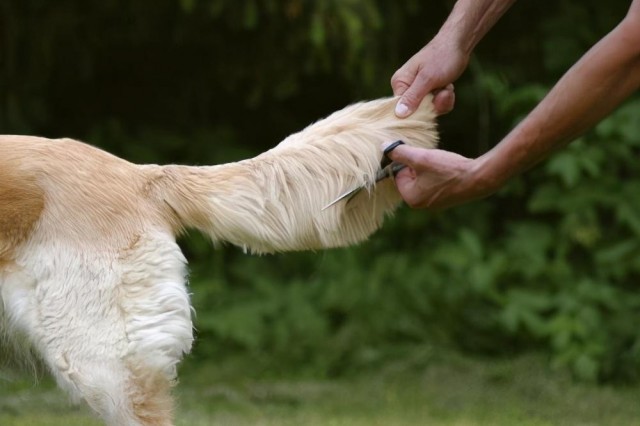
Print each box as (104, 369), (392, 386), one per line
(430, 84), (456, 116)
(387, 0), (640, 210)
(391, 39), (469, 117)
(391, 0), (516, 118)
(384, 146), (486, 210)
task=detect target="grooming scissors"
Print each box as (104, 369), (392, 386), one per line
(321, 140), (406, 210)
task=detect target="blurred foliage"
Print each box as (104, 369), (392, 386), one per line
(1, 0), (639, 383)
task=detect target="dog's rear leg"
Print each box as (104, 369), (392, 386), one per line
(40, 336), (175, 425)
(23, 275), (176, 425)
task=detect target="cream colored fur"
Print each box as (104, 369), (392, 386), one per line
(0, 96), (437, 425)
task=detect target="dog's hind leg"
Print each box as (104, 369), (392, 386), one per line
(50, 354), (145, 424)
(30, 286), (177, 425)
(47, 354), (175, 426)
(28, 284), (175, 424)
(12, 240), (188, 426)
(0, 263), (142, 424)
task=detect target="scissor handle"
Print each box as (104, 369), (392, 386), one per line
(380, 140), (405, 169)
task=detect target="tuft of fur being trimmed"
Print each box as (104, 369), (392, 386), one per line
(0, 95), (438, 425)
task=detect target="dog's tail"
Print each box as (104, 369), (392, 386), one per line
(156, 97), (438, 253)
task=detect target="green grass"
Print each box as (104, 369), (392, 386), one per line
(2, 353), (640, 425)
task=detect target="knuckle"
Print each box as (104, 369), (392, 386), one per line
(400, 90), (420, 108)
(391, 75), (410, 94)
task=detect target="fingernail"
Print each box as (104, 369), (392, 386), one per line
(395, 102), (410, 117)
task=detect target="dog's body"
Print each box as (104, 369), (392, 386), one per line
(0, 97), (437, 425)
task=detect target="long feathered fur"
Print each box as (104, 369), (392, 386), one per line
(159, 96), (438, 252)
(0, 96), (437, 425)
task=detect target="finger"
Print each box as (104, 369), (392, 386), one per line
(380, 143), (424, 168)
(390, 68), (414, 97)
(393, 168), (427, 208)
(395, 72), (433, 118)
(432, 84), (455, 116)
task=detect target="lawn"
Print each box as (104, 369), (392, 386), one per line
(1, 353), (639, 425)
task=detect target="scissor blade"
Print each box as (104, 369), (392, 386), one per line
(375, 163), (406, 182)
(321, 186), (364, 211)
(321, 164), (406, 211)
(322, 140), (407, 211)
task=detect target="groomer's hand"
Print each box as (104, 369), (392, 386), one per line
(384, 144), (495, 210)
(391, 36), (469, 117)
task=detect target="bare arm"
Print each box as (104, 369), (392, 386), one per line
(388, 1), (640, 209)
(478, 2), (640, 190)
(391, 0), (516, 117)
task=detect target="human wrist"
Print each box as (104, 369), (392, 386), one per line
(438, 0), (516, 56)
(434, 25), (473, 59)
(466, 154), (509, 198)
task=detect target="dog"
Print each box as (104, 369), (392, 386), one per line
(0, 96), (438, 425)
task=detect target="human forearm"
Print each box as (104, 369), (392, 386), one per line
(475, 11), (640, 191)
(439, 0), (516, 55)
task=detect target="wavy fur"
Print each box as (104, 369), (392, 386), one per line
(0, 96), (437, 425)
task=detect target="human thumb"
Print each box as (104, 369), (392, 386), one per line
(380, 142), (421, 168)
(394, 81), (430, 118)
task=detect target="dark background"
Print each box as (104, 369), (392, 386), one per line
(2, 0), (639, 383)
